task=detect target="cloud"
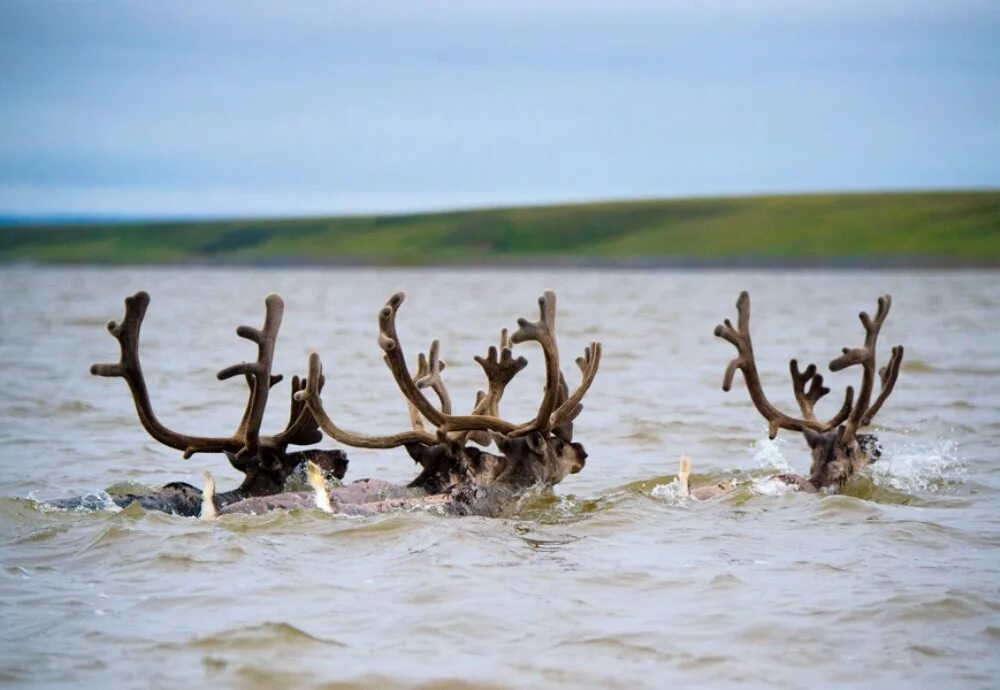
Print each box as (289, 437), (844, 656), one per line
(1, 0), (997, 215)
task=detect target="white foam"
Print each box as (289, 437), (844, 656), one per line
(751, 476), (799, 496)
(37, 491), (123, 513)
(750, 437), (794, 473)
(651, 478), (684, 501)
(868, 436), (964, 493)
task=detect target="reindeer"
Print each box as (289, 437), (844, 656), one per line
(49, 291), (348, 516)
(705, 291), (904, 495)
(205, 291), (602, 518)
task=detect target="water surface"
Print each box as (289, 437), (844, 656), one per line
(0, 267), (997, 688)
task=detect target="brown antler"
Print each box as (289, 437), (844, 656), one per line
(270, 374), (325, 448)
(788, 359), (851, 428)
(507, 291), (562, 434)
(378, 291), (579, 438)
(299, 291), (600, 454)
(92, 291), (244, 458)
(294, 352), (438, 448)
(551, 342), (602, 431)
(829, 295), (904, 437)
(472, 329), (528, 418)
(861, 345), (904, 427)
(405, 340), (452, 432)
(714, 291), (853, 439)
(216, 293), (284, 458)
(463, 329), (529, 445)
(92, 291), (321, 459)
(414, 340), (452, 414)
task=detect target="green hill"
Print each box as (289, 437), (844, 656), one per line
(2, 191), (998, 266)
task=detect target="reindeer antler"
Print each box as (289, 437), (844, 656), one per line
(377, 291), (600, 438)
(294, 352), (439, 448)
(829, 295), (904, 437)
(460, 329), (529, 445)
(92, 291), (322, 460)
(299, 291), (602, 454)
(714, 291), (854, 439)
(472, 329), (528, 418)
(216, 293), (284, 459)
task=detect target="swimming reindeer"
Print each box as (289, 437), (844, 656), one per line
(49, 291), (348, 516)
(702, 291), (904, 495)
(204, 290), (601, 518)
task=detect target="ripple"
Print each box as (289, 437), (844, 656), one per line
(157, 622), (347, 652)
(4, 267), (1000, 689)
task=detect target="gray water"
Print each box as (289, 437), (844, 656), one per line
(0, 267), (997, 689)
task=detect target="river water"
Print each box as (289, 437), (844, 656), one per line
(0, 266), (997, 689)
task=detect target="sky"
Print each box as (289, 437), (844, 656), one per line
(0, 0), (997, 218)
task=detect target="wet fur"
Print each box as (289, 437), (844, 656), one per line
(682, 431), (883, 501)
(47, 449), (349, 516)
(804, 428), (882, 490)
(212, 433), (588, 518)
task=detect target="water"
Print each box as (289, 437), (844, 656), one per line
(1, 267), (998, 689)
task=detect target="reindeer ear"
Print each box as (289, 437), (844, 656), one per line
(803, 429), (822, 448)
(835, 425), (848, 443)
(525, 432), (547, 455)
(302, 449), (349, 479)
(491, 432), (510, 454)
(493, 433), (525, 458)
(404, 442), (428, 463)
(260, 447), (284, 471)
(224, 450), (244, 470)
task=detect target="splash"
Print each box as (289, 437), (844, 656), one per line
(34, 491), (123, 513)
(650, 478), (685, 501)
(750, 476), (800, 496)
(868, 436), (964, 493)
(750, 437), (795, 473)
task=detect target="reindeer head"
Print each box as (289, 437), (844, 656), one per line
(294, 290), (601, 497)
(91, 291), (348, 498)
(492, 431), (588, 486)
(715, 292), (903, 490)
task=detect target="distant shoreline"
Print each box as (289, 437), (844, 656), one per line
(2, 190), (997, 268)
(4, 256), (997, 270)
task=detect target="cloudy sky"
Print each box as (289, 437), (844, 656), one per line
(1, 1), (997, 217)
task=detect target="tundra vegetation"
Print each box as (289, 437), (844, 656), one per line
(2, 191), (997, 266)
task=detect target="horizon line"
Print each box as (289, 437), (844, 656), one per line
(2, 187), (998, 228)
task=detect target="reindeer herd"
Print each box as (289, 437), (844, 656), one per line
(50, 286), (904, 519)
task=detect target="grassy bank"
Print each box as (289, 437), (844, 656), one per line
(1, 191), (998, 266)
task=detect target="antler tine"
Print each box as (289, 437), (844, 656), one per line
(413, 339), (452, 415)
(550, 371), (576, 441)
(216, 293), (284, 458)
(434, 291), (563, 437)
(405, 350), (430, 432)
(462, 331), (530, 445)
(269, 373), (326, 448)
(829, 294), (894, 437)
(90, 291), (244, 458)
(714, 291), (828, 439)
(378, 292), (450, 429)
(790, 359), (855, 430)
(860, 345), (904, 427)
(294, 352), (438, 448)
(790, 360), (826, 421)
(472, 334), (530, 416)
(550, 342), (602, 433)
(508, 291), (561, 435)
(378, 291), (577, 440)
